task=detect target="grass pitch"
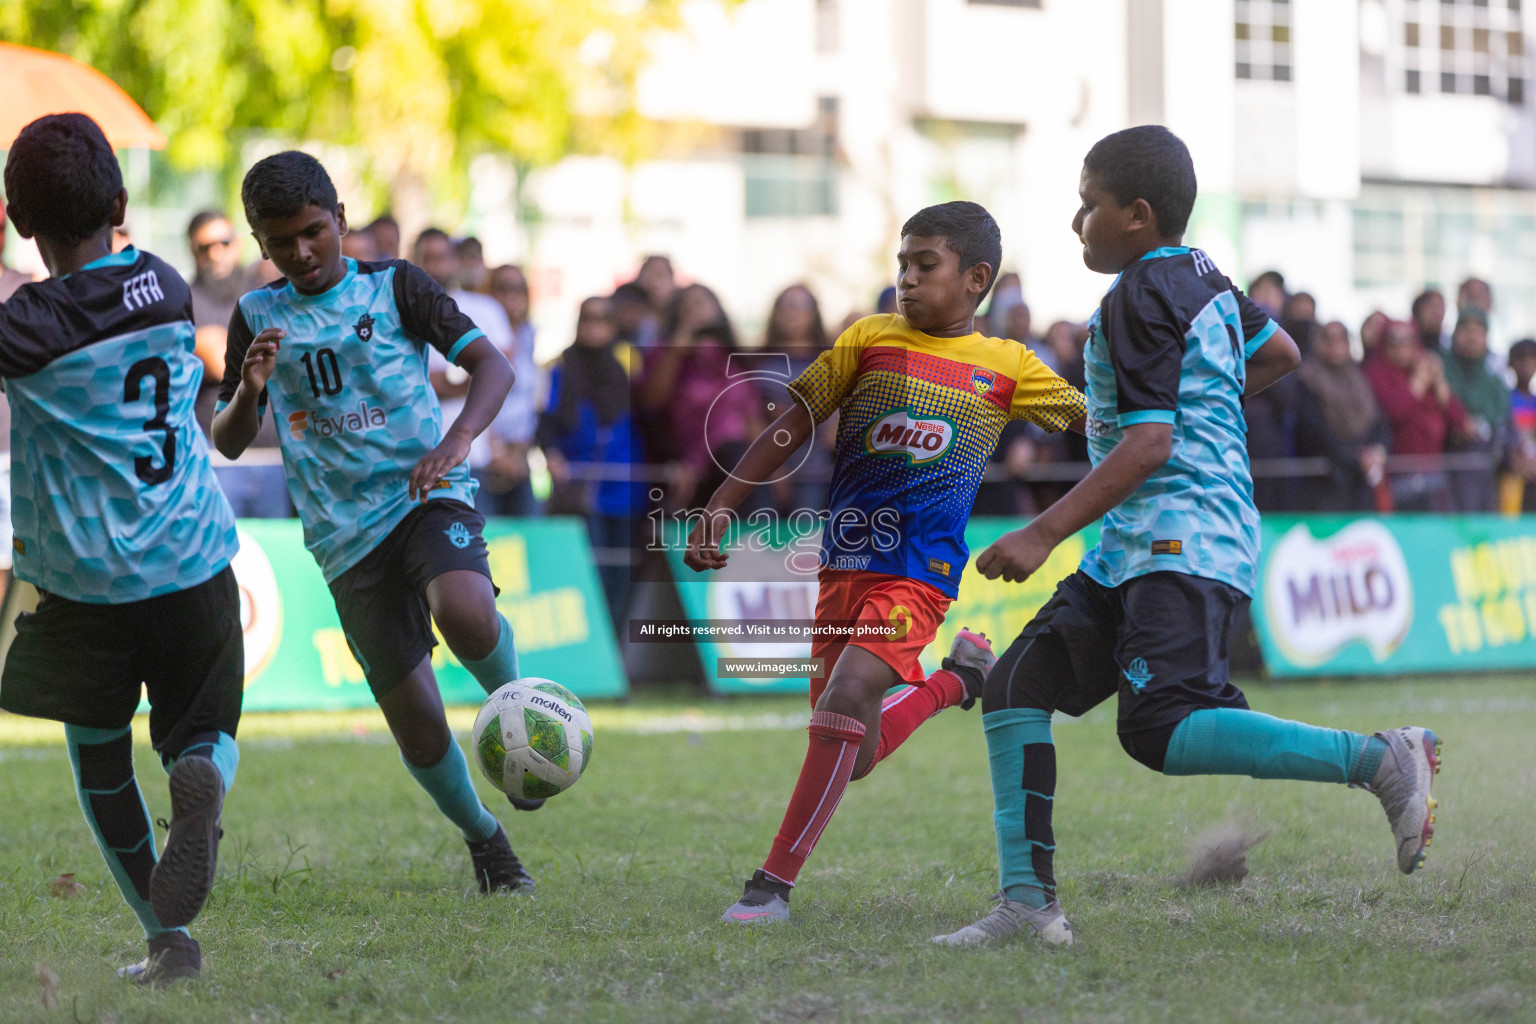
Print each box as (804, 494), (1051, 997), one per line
(1, 677), (1533, 1023)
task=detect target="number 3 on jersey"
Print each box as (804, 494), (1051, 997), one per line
(301, 347), (344, 398)
(123, 357), (176, 486)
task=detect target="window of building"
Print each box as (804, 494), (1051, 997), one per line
(1353, 183), (1536, 338)
(1400, 0), (1528, 104)
(741, 97), (840, 218)
(1235, 0), (1293, 82)
(816, 0), (839, 54)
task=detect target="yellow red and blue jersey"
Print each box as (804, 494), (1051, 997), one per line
(787, 314), (1084, 597)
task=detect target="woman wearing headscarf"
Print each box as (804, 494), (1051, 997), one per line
(538, 295), (645, 630)
(1294, 321), (1390, 512)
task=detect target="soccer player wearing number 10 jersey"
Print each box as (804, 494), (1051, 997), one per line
(0, 114), (244, 986)
(213, 152), (536, 894)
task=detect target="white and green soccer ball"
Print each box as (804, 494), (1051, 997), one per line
(472, 679), (593, 801)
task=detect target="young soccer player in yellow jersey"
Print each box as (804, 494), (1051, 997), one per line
(684, 201), (1087, 923)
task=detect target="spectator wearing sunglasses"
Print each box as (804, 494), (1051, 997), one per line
(186, 209), (291, 517)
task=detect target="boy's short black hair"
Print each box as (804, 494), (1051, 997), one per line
(1508, 338), (1536, 361)
(2, 113), (122, 246)
(900, 201), (1003, 304)
(1083, 125), (1197, 237)
(240, 151), (339, 227)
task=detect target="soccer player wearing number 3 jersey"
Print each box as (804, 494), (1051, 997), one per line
(212, 152), (533, 895)
(933, 127), (1443, 951)
(0, 114), (243, 986)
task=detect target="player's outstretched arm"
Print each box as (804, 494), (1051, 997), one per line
(408, 337), (513, 501)
(1244, 326), (1301, 396)
(211, 327), (283, 459)
(976, 421), (1173, 583)
(683, 402), (815, 572)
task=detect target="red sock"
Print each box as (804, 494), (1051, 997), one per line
(762, 711), (867, 885)
(867, 668), (965, 773)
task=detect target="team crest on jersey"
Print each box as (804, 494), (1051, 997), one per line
(971, 367), (996, 396)
(445, 522), (472, 549)
(353, 312), (376, 342)
(862, 410), (956, 465)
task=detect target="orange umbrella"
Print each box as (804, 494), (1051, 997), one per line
(0, 42), (166, 150)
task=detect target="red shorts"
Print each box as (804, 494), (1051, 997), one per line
(809, 568), (952, 705)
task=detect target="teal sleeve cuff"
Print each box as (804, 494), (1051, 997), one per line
(1119, 409), (1176, 426)
(1245, 319), (1279, 357)
(445, 328), (485, 365)
(214, 399), (229, 413)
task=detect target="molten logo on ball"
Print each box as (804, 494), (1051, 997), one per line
(472, 679), (593, 801)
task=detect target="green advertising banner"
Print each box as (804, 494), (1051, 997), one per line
(234, 517), (626, 709)
(667, 518), (1095, 695)
(1252, 514), (1536, 678)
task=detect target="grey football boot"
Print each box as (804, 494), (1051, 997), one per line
(932, 890), (1074, 948)
(1359, 727), (1442, 874)
(722, 869), (792, 924)
(118, 931), (202, 987)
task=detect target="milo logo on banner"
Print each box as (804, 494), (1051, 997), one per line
(863, 410), (956, 465)
(1263, 521), (1412, 667)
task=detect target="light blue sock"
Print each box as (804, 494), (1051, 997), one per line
(65, 724), (184, 939)
(984, 708), (1056, 907)
(1164, 708), (1380, 784)
(402, 740), (501, 842)
(170, 731), (239, 792)
(461, 614), (519, 695)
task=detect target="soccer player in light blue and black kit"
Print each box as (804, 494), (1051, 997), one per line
(213, 152), (533, 893)
(934, 127), (1444, 948)
(0, 114), (241, 985)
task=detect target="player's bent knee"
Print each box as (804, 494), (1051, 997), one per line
(979, 634), (1047, 715)
(435, 602), (500, 660)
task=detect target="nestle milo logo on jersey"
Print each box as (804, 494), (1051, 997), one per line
(287, 401), (387, 441)
(862, 410), (956, 465)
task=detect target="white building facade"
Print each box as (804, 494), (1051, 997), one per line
(469, 0), (1536, 357)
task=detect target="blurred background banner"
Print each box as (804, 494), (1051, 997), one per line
(667, 518), (1098, 695)
(1255, 514), (1536, 677)
(233, 518), (626, 710)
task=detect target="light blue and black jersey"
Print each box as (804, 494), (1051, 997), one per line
(216, 259), (482, 581)
(0, 247), (238, 603)
(1081, 246), (1278, 597)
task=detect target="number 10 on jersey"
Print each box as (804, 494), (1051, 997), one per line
(301, 347), (344, 397)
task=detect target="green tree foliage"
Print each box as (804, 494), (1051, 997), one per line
(1, 0), (702, 203)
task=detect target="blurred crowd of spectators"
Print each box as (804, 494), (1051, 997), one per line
(4, 198), (1535, 631)
(1239, 270), (1536, 516)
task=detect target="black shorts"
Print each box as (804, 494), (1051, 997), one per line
(328, 499), (495, 699)
(0, 565), (244, 759)
(984, 570), (1251, 736)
